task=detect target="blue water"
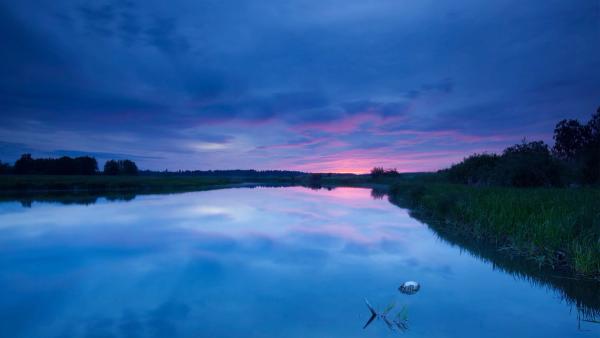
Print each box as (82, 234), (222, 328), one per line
(0, 187), (597, 337)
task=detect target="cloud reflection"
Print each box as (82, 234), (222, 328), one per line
(0, 187), (589, 337)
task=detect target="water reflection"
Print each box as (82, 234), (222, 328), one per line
(0, 187), (598, 337)
(0, 191), (137, 207)
(0, 184), (310, 208)
(364, 299), (410, 332)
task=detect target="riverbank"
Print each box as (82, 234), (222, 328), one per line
(0, 175), (298, 193)
(387, 182), (600, 279)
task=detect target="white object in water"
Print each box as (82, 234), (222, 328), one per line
(399, 281), (420, 295)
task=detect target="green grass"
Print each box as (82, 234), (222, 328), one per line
(0, 174), (369, 193)
(388, 183), (600, 277)
(0, 175), (236, 192)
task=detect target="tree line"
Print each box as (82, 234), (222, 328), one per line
(0, 154), (139, 176)
(139, 169), (306, 177)
(437, 108), (599, 187)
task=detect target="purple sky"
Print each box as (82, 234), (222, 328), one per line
(1, 0), (599, 173)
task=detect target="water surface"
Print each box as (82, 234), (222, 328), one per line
(0, 187), (598, 337)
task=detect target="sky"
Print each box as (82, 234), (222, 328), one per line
(0, 0), (599, 173)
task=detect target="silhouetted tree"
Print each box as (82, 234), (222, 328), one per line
(12, 154), (99, 175)
(499, 140), (563, 187)
(553, 119), (590, 161)
(120, 160), (138, 175)
(0, 161), (11, 175)
(14, 154), (35, 174)
(552, 108), (600, 184)
(103, 159), (139, 175)
(441, 141), (563, 187)
(581, 107), (600, 184)
(590, 107), (600, 136)
(370, 167), (385, 179)
(371, 167), (399, 180)
(386, 168), (400, 176)
(443, 153), (499, 185)
(56, 156), (75, 175)
(104, 160), (120, 175)
(76, 156), (99, 175)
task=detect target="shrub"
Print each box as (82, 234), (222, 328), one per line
(443, 153), (499, 185)
(553, 108), (600, 185)
(441, 141), (564, 187)
(370, 167), (400, 180)
(495, 140), (564, 187)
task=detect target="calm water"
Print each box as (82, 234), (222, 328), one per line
(0, 187), (598, 337)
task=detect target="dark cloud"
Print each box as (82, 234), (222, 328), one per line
(195, 91), (332, 122)
(145, 17), (190, 54)
(146, 302), (190, 338)
(78, 3), (116, 37)
(421, 78), (454, 94)
(52, 150), (163, 161)
(0, 142), (162, 163)
(342, 100), (411, 118)
(0, 0), (598, 172)
(0, 86), (168, 117)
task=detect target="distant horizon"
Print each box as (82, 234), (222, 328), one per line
(2, 152), (423, 175)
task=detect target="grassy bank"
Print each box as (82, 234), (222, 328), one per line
(388, 183), (600, 278)
(0, 174), (372, 193)
(0, 175), (237, 192)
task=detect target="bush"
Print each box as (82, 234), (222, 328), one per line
(441, 141), (564, 187)
(370, 167), (399, 179)
(443, 153), (499, 185)
(553, 108), (600, 185)
(495, 141), (564, 187)
(104, 160), (120, 175)
(438, 108), (599, 187)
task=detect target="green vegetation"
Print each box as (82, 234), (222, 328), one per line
(0, 175), (233, 192)
(370, 167), (400, 179)
(387, 182), (600, 277)
(390, 108), (600, 278)
(440, 141), (564, 187)
(0, 172), (325, 193)
(439, 108), (599, 187)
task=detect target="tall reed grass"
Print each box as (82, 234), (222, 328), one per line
(389, 183), (600, 277)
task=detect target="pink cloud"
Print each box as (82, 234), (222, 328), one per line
(376, 128), (519, 144)
(273, 146), (505, 174)
(290, 111), (405, 134)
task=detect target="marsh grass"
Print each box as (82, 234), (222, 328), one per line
(0, 175), (300, 192)
(389, 183), (600, 277)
